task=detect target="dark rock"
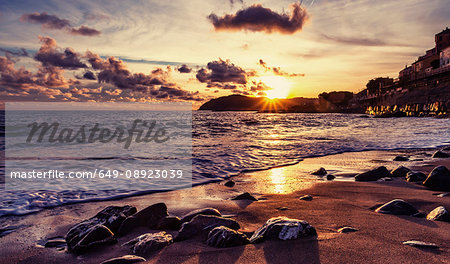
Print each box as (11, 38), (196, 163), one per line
(377, 177), (393, 182)
(118, 203), (168, 235)
(44, 237), (66, 248)
(406, 171), (427, 182)
(276, 207), (289, 211)
(180, 208), (221, 223)
(355, 166), (392, 181)
(69, 224), (116, 253)
(326, 174), (335, 180)
(337, 227), (358, 233)
(403, 240), (439, 248)
(299, 195), (313, 201)
(391, 166), (411, 178)
(65, 206), (136, 253)
(443, 146), (450, 151)
(206, 226), (250, 248)
(176, 215), (240, 241)
(224, 180), (235, 187)
(432, 150), (450, 158)
(249, 217), (316, 243)
(412, 212), (426, 218)
(231, 192), (258, 201)
(100, 255), (146, 264)
(426, 206), (450, 222)
(393, 156), (409, 161)
(157, 216), (182, 230)
(0, 225), (24, 238)
(374, 199), (418, 215)
(423, 166), (450, 191)
(312, 168), (327, 176)
(123, 232), (173, 255)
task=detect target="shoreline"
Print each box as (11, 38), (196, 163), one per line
(2, 145), (449, 218)
(0, 147), (449, 263)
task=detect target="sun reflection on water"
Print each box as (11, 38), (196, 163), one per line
(268, 166), (289, 194)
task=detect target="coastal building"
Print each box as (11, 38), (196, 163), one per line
(399, 65), (413, 81)
(440, 46), (450, 68)
(435, 27), (450, 52)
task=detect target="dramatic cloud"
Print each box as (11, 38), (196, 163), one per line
(208, 2), (309, 34)
(1, 37), (202, 102)
(0, 47), (29, 59)
(177, 64), (192, 73)
(258, 59), (304, 77)
(70, 26), (101, 36)
(21, 12), (101, 36)
(21, 12), (70, 29)
(196, 58), (253, 86)
(35, 36), (87, 69)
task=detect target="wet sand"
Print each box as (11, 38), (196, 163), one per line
(0, 149), (449, 264)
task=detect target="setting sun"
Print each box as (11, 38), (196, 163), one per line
(259, 76), (292, 99)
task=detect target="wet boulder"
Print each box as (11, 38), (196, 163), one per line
(374, 199), (418, 215)
(118, 203), (168, 235)
(224, 180), (235, 187)
(326, 174), (335, 180)
(232, 192), (258, 201)
(100, 255), (146, 264)
(403, 240), (439, 248)
(299, 195), (313, 201)
(432, 150), (450, 158)
(180, 208), (221, 223)
(206, 226), (250, 247)
(406, 171), (427, 182)
(176, 215), (240, 241)
(157, 216), (182, 230)
(423, 166), (450, 191)
(65, 205), (136, 253)
(391, 166), (411, 178)
(393, 156), (409, 161)
(68, 224), (116, 253)
(337, 227), (358, 233)
(312, 168), (327, 176)
(355, 166), (392, 181)
(426, 206), (450, 222)
(123, 232), (173, 255)
(249, 217), (316, 243)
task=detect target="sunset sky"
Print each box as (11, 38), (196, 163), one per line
(0, 0), (449, 108)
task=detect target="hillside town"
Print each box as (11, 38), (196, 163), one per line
(358, 28), (450, 97)
(354, 27), (450, 117)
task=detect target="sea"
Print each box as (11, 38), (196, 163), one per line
(1, 111), (450, 217)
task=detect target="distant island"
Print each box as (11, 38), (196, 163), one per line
(200, 28), (450, 117)
(198, 92), (357, 113)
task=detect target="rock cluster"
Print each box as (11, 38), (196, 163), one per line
(65, 205), (136, 253)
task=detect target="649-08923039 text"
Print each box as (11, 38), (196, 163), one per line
(8, 169), (184, 180)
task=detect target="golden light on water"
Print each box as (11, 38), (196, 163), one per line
(259, 76), (291, 99)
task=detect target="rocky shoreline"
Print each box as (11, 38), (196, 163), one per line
(0, 148), (449, 263)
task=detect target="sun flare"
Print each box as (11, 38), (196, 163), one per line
(259, 76), (292, 99)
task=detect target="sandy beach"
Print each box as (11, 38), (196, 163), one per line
(0, 148), (449, 264)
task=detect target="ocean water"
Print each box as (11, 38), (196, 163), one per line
(1, 111), (450, 216)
